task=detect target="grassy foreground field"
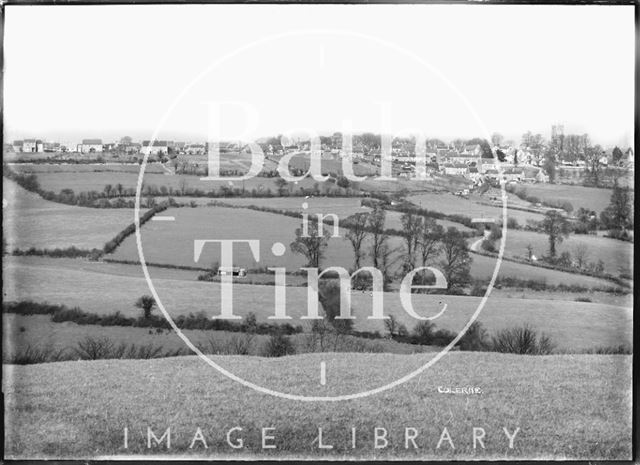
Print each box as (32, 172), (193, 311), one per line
(3, 353), (631, 459)
(3, 257), (631, 351)
(2, 179), (139, 251)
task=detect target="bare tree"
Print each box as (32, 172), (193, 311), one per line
(367, 205), (388, 270)
(572, 244), (590, 270)
(290, 220), (331, 269)
(419, 219), (443, 267)
(400, 212), (424, 272)
(584, 144), (604, 187)
(541, 210), (571, 259)
(344, 212), (369, 270)
(439, 227), (472, 291)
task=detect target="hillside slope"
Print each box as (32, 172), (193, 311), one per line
(3, 353), (632, 459)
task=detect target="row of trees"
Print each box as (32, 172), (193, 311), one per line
(289, 207), (472, 291)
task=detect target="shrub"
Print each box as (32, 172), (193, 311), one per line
(74, 336), (117, 360)
(585, 344), (632, 355)
(457, 322), (490, 351)
(470, 283), (487, 296)
(574, 297), (592, 303)
(5, 345), (67, 365)
(411, 321), (435, 345)
(263, 333), (295, 357)
(491, 324), (555, 355)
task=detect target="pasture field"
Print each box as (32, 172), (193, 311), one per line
(2, 314), (434, 362)
(407, 191), (545, 226)
(383, 210), (475, 233)
(14, 170), (322, 196)
(515, 184), (615, 213)
(3, 353), (632, 459)
(109, 205), (618, 289)
(281, 151), (379, 177)
(213, 196), (369, 219)
(9, 162), (166, 174)
(499, 229), (633, 276)
(111, 206), (357, 270)
(2, 179), (139, 251)
(3, 257), (631, 351)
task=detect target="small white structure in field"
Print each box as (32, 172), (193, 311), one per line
(218, 267), (247, 278)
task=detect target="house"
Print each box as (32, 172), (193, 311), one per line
(462, 144), (481, 156)
(141, 140), (169, 156)
(12, 140), (23, 152)
(79, 139), (103, 153)
(185, 144), (206, 155)
(43, 142), (61, 152)
(522, 166), (548, 183)
(447, 153), (480, 165)
(442, 163), (469, 176)
(22, 139), (44, 153)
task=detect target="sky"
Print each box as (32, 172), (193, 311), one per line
(3, 4), (635, 148)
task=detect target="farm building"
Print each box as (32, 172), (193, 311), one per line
(12, 141), (23, 152)
(22, 139), (44, 153)
(141, 140), (169, 156)
(79, 139), (104, 153)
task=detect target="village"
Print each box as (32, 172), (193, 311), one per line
(5, 125), (635, 192)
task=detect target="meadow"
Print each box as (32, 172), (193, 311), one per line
(2, 313), (435, 363)
(3, 353), (632, 459)
(213, 196), (370, 220)
(107, 204), (624, 290)
(2, 179), (139, 251)
(3, 257), (631, 351)
(282, 151), (379, 177)
(513, 184), (614, 213)
(111, 206), (356, 270)
(407, 191), (545, 226)
(9, 170), (322, 196)
(498, 229), (633, 276)
(9, 162), (166, 174)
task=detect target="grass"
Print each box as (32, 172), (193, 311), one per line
(213, 196), (370, 220)
(106, 201), (623, 290)
(407, 191), (545, 226)
(3, 257), (631, 351)
(2, 352), (632, 459)
(2, 314), (436, 363)
(516, 184), (615, 213)
(9, 162), (167, 174)
(3, 179), (140, 250)
(110, 206), (356, 270)
(10, 170), (323, 196)
(498, 229), (633, 276)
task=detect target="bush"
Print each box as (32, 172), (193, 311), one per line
(491, 324), (555, 355)
(574, 297), (592, 302)
(5, 345), (67, 364)
(470, 283), (487, 296)
(74, 336), (167, 360)
(585, 344), (632, 355)
(263, 333), (295, 357)
(457, 322), (490, 351)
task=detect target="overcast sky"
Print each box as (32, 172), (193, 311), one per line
(3, 4), (634, 147)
